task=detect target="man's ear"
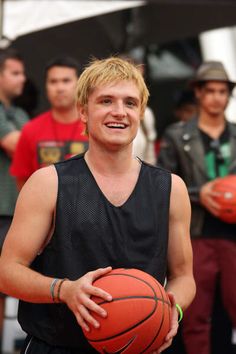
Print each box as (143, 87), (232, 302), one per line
(77, 102), (87, 124)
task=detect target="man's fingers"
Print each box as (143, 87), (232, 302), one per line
(167, 291), (176, 305)
(158, 338), (173, 353)
(165, 324), (178, 341)
(78, 304), (100, 329)
(70, 267), (113, 331)
(90, 266), (112, 281)
(89, 285), (112, 302)
(75, 311), (90, 332)
(83, 296), (108, 318)
(208, 198), (221, 210)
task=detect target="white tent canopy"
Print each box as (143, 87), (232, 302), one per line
(2, 0), (145, 40)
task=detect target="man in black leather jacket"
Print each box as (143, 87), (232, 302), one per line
(158, 61), (236, 354)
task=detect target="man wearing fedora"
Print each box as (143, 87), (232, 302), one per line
(158, 61), (236, 354)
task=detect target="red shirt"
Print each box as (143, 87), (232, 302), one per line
(11, 111), (88, 179)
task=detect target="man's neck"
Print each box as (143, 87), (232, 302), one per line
(85, 144), (137, 177)
(198, 111), (226, 139)
(51, 106), (78, 124)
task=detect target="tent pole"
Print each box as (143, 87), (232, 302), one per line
(0, 0), (10, 48)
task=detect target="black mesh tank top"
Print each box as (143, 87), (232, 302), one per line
(18, 154), (171, 350)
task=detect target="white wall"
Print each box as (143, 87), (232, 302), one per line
(199, 27), (236, 122)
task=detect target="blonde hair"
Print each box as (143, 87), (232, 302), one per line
(76, 56), (149, 116)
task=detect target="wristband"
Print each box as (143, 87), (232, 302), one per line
(176, 303), (183, 323)
(50, 278), (59, 302)
(57, 278), (68, 303)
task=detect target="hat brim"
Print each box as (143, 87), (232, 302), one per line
(189, 79), (236, 90)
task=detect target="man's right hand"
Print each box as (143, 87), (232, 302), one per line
(60, 267), (113, 332)
(199, 180), (221, 217)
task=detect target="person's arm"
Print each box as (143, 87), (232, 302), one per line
(0, 109), (21, 157)
(0, 130), (21, 157)
(0, 166), (59, 302)
(158, 129), (202, 204)
(0, 166), (112, 332)
(157, 173), (195, 354)
(166, 173), (195, 308)
(10, 126), (34, 190)
(157, 130), (179, 174)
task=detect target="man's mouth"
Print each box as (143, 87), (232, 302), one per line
(105, 122), (127, 129)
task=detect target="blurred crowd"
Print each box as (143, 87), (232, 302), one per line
(0, 47), (236, 354)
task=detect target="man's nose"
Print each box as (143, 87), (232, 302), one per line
(111, 102), (126, 117)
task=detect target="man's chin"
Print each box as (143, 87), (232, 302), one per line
(10, 90), (23, 98)
(52, 103), (70, 110)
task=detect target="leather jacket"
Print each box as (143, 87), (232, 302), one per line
(158, 117), (236, 237)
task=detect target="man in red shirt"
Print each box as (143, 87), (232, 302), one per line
(11, 56), (88, 190)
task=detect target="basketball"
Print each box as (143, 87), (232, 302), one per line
(83, 268), (171, 353)
(212, 175), (236, 223)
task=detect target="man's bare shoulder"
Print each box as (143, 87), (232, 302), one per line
(24, 165), (57, 187)
(171, 173), (187, 193)
(170, 173), (191, 212)
(19, 165), (58, 210)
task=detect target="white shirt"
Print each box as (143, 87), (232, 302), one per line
(132, 106), (157, 165)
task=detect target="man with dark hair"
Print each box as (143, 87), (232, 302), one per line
(158, 61), (236, 354)
(44, 56), (81, 77)
(0, 47), (28, 349)
(11, 56), (88, 189)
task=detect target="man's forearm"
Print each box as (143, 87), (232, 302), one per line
(165, 275), (196, 311)
(0, 261), (56, 303)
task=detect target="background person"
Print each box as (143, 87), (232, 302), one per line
(0, 57), (195, 353)
(132, 105), (157, 164)
(132, 61), (157, 164)
(119, 54), (158, 164)
(0, 47), (28, 350)
(173, 88), (198, 123)
(10, 56), (88, 190)
(158, 61), (236, 354)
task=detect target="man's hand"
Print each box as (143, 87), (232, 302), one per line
(199, 180), (221, 217)
(60, 267), (112, 332)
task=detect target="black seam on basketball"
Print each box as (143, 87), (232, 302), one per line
(88, 299), (158, 343)
(89, 272), (160, 343)
(140, 279), (170, 353)
(97, 296), (170, 306)
(89, 271), (171, 350)
(102, 335), (137, 354)
(96, 272), (157, 298)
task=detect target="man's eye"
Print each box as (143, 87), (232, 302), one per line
(102, 99), (112, 104)
(126, 100), (136, 107)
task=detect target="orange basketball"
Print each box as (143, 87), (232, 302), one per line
(212, 175), (236, 223)
(83, 268), (171, 354)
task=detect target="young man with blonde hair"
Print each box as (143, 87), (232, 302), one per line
(0, 57), (195, 353)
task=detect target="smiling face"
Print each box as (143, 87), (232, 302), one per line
(78, 80), (142, 151)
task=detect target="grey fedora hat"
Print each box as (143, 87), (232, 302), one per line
(191, 61), (236, 90)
